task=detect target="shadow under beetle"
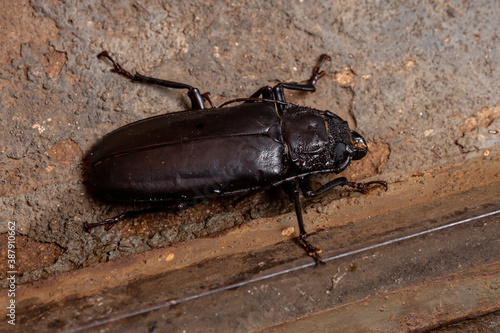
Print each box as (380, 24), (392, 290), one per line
(85, 51), (387, 264)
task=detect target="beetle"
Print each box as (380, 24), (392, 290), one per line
(85, 51), (387, 263)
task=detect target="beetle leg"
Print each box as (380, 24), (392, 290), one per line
(246, 85), (275, 101)
(244, 61), (332, 101)
(275, 54), (331, 93)
(84, 207), (170, 231)
(299, 176), (347, 198)
(310, 54), (332, 85)
(298, 176), (388, 198)
(84, 213), (126, 231)
(98, 51), (206, 110)
(84, 212), (127, 231)
(84, 201), (201, 232)
(287, 181), (324, 265)
(132, 72), (206, 110)
(272, 54), (331, 112)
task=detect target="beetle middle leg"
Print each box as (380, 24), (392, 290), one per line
(283, 181), (325, 265)
(286, 175), (387, 263)
(98, 51), (211, 110)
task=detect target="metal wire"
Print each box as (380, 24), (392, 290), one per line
(67, 208), (500, 332)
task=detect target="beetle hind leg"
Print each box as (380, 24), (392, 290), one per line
(84, 213), (126, 231)
(98, 51), (208, 110)
(84, 206), (166, 232)
(84, 200), (202, 232)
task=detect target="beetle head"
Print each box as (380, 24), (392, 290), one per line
(325, 114), (369, 171)
(331, 131), (367, 166)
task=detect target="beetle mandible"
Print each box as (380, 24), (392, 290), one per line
(85, 51), (387, 263)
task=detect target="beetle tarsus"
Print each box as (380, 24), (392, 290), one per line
(347, 180), (388, 194)
(310, 54), (331, 85)
(300, 233), (325, 265)
(299, 234), (325, 266)
(84, 213), (125, 232)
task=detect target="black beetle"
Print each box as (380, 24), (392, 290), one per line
(85, 51), (387, 263)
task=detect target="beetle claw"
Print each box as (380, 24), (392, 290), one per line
(309, 54), (331, 85)
(98, 50), (135, 81)
(83, 213), (125, 232)
(348, 180), (388, 194)
(300, 234), (325, 265)
(310, 251), (326, 266)
(364, 181), (388, 192)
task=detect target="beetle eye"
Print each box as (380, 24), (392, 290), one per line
(351, 131), (368, 160)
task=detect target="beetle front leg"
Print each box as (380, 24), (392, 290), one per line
(286, 181), (324, 265)
(98, 51), (208, 110)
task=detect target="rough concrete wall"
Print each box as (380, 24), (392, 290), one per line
(0, 0), (498, 285)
